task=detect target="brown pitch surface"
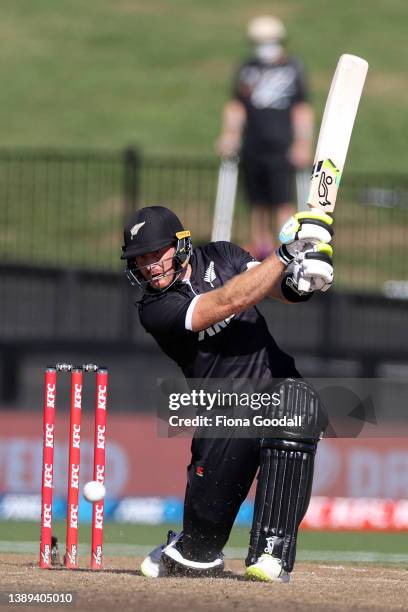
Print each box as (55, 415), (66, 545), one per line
(1, 554), (407, 611)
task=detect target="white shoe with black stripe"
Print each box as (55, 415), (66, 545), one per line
(162, 535), (224, 577)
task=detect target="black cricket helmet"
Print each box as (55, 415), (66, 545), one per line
(121, 205), (192, 293)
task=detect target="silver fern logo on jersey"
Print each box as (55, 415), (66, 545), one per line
(204, 261), (216, 287)
(130, 221), (146, 239)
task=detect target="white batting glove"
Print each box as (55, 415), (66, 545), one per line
(276, 211), (334, 266)
(291, 244), (334, 293)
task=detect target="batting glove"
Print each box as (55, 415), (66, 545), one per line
(276, 211), (334, 266)
(294, 243), (334, 292)
(281, 243), (334, 302)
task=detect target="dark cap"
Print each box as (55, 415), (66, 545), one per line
(121, 206), (184, 259)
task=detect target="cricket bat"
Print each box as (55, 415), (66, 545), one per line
(211, 155), (239, 242)
(298, 53), (368, 290)
(296, 168), (311, 212)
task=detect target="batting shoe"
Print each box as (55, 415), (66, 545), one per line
(244, 554), (290, 583)
(140, 530), (180, 578)
(162, 535), (224, 577)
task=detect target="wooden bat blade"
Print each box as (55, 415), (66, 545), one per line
(307, 54), (368, 213)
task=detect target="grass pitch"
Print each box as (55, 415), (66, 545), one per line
(2, 520), (407, 610)
(1, 520), (407, 565)
(0, 0), (408, 171)
(1, 555), (408, 611)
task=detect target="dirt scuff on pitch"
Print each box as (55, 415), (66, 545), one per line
(1, 554), (408, 611)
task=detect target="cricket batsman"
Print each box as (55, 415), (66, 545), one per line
(121, 205), (333, 582)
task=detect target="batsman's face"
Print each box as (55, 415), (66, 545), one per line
(135, 244), (176, 290)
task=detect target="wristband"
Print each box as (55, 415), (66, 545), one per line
(275, 245), (294, 266)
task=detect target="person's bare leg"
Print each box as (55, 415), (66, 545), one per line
(248, 202), (296, 260)
(251, 203), (274, 259)
(273, 202), (296, 242)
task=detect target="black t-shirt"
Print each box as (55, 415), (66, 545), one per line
(138, 242), (298, 380)
(233, 56), (308, 156)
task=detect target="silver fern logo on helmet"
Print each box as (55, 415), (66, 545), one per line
(130, 221), (146, 239)
(204, 261), (216, 287)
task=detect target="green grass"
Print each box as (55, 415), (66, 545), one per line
(0, 0), (408, 171)
(2, 1), (408, 292)
(1, 520), (406, 557)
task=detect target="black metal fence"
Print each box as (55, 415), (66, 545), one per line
(1, 147), (408, 406)
(1, 147), (408, 290)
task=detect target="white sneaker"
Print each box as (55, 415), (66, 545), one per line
(244, 554), (290, 583)
(140, 530), (180, 578)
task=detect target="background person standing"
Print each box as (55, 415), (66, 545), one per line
(217, 15), (314, 259)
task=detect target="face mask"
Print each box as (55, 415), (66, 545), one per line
(255, 42), (283, 63)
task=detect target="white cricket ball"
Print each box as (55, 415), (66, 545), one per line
(83, 480), (106, 503)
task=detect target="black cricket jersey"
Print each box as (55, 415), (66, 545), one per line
(233, 57), (308, 157)
(138, 242), (298, 381)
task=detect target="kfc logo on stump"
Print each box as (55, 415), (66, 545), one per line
(43, 464), (53, 488)
(94, 505), (104, 530)
(96, 425), (105, 450)
(72, 424), (81, 449)
(70, 504), (78, 529)
(97, 386), (107, 411)
(74, 383), (82, 409)
(46, 383), (56, 408)
(95, 464), (105, 484)
(45, 423), (54, 448)
(43, 503), (52, 528)
(70, 464), (80, 489)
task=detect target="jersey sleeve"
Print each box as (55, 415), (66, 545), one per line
(215, 241), (258, 274)
(139, 293), (194, 336)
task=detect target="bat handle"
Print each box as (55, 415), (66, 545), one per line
(297, 277), (312, 293)
(293, 250), (313, 293)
